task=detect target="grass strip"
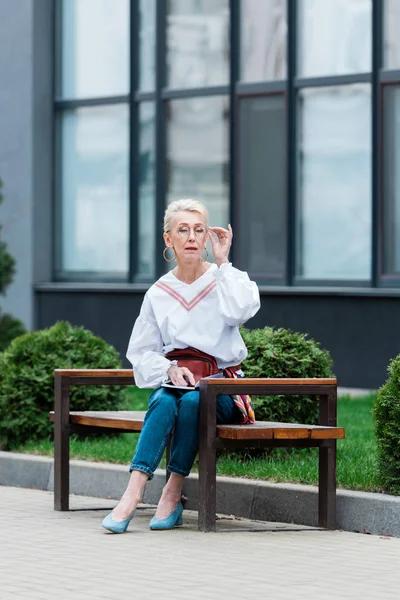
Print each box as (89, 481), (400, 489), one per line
(13, 389), (382, 493)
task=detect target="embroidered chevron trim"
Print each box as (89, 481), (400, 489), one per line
(155, 279), (217, 311)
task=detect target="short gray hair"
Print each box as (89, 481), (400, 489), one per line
(163, 199), (208, 233)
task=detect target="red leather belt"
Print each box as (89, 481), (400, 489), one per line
(221, 364), (242, 374)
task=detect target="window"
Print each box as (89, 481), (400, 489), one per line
(137, 103), (156, 278)
(56, 0), (130, 278)
(297, 84), (371, 280)
(297, 0), (372, 77)
(139, 0), (156, 92)
(384, 0), (400, 69)
(166, 96), (229, 229)
(60, 105), (129, 275)
(166, 0), (229, 89)
(240, 0), (287, 82)
(237, 95), (286, 279)
(58, 0), (130, 99)
(53, 0), (385, 288)
(383, 86), (400, 275)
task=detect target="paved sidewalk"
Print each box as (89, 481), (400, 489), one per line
(1, 487), (400, 600)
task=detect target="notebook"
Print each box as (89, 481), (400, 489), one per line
(161, 373), (223, 391)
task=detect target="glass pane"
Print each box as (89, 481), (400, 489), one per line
(297, 0), (372, 77)
(60, 105), (129, 274)
(167, 0), (229, 89)
(166, 96), (229, 240)
(238, 95), (286, 278)
(383, 86), (400, 274)
(59, 0), (130, 99)
(240, 0), (287, 82)
(384, 0), (400, 69)
(297, 85), (371, 280)
(139, 0), (156, 91)
(138, 103), (156, 278)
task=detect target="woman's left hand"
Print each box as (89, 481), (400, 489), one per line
(208, 224), (233, 267)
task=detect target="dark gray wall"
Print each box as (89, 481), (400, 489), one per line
(35, 287), (400, 388)
(0, 0), (53, 328)
(256, 292), (400, 389)
(35, 287), (146, 367)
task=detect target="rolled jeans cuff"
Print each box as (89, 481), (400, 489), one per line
(129, 464), (154, 480)
(168, 465), (190, 477)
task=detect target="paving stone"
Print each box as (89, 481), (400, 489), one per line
(1, 486), (400, 600)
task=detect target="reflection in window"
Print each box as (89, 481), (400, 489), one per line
(60, 105), (129, 274)
(297, 85), (371, 280)
(166, 96), (229, 236)
(139, 0), (156, 92)
(297, 0), (371, 77)
(238, 95), (286, 278)
(167, 0), (229, 89)
(384, 0), (400, 69)
(59, 0), (130, 99)
(383, 87), (400, 275)
(138, 103), (156, 278)
(240, 0), (287, 82)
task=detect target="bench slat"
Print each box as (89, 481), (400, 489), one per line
(217, 421), (344, 440)
(54, 369), (133, 377)
(49, 411), (344, 440)
(50, 410), (145, 431)
(205, 378), (337, 386)
(54, 369), (336, 387)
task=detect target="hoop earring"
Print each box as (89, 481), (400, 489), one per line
(201, 247), (209, 262)
(163, 247), (176, 263)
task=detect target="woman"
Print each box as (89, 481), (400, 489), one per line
(102, 199), (260, 533)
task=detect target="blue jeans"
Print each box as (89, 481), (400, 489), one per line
(130, 387), (241, 479)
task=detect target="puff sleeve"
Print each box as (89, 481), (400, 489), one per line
(214, 262), (260, 327)
(126, 294), (173, 388)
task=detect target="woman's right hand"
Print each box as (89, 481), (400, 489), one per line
(167, 365), (196, 387)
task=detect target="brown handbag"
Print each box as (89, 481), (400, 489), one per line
(165, 347), (219, 385)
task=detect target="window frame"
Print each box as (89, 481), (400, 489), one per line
(53, 0), (400, 290)
(54, 0), (132, 282)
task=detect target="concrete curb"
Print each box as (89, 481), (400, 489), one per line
(1, 450), (399, 537)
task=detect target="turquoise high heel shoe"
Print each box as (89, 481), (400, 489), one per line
(101, 509), (136, 534)
(149, 502), (183, 530)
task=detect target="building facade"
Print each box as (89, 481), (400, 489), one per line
(0, 0), (400, 388)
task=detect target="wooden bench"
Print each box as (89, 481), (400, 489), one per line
(51, 369), (344, 532)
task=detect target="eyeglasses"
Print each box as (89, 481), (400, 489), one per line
(175, 225), (207, 239)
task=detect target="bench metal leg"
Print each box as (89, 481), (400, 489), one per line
(198, 384), (218, 532)
(318, 440), (337, 529)
(54, 374), (70, 511)
(318, 390), (337, 529)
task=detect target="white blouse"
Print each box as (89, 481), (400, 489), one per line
(126, 262), (260, 388)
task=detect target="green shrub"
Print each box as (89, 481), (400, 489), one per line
(0, 321), (126, 449)
(0, 313), (26, 352)
(373, 357), (400, 495)
(241, 326), (334, 424)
